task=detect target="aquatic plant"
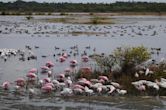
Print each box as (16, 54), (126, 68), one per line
(113, 46), (151, 75)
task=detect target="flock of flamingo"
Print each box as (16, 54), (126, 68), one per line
(0, 56), (127, 97)
(1, 16), (166, 98)
(1, 46), (166, 97)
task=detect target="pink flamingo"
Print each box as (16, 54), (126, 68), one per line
(29, 68), (38, 73)
(73, 88), (83, 94)
(57, 74), (65, 82)
(46, 61), (54, 68)
(44, 82), (54, 88)
(41, 85), (53, 93)
(70, 60), (78, 67)
(78, 79), (91, 87)
(43, 78), (51, 84)
(2, 81), (10, 90)
(59, 56), (66, 62)
(15, 78), (26, 87)
(82, 56), (89, 62)
(107, 85), (116, 94)
(41, 66), (49, 73)
(72, 84), (85, 90)
(26, 72), (37, 80)
(99, 76), (109, 82)
(99, 79), (105, 84)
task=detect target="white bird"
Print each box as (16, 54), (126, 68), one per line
(135, 72), (139, 78)
(73, 88), (83, 94)
(52, 79), (60, 85)
(117, 89), (127, 95)
(84, 86), (93, 95)
(28, 88), (36, 95)
(107, 85), (116, 94)
(132, 80), (147, 86)
(111, 82), (120, 88)
(145, 68), (150, 76)
(60, 88), (73, 96)
(161, 78), (166, 82)
(65, 77), (72, 87)
(145, 81), (159, 90)
(156, 78), (166, 88)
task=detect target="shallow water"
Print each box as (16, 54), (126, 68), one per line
(0, 15), (166, 109)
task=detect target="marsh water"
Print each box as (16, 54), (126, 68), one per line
(0, 15), (166, 110)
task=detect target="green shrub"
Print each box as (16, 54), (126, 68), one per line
(113, 46), (151, 75)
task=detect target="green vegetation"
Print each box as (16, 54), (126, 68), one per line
(60, 12), (69, 16)
(91, 17), (102, 24)
(84, 46), (166, 95)
(113, 46), (151, 75)
(42, 16), (113, 24)
(0, 0), (166, 14)
(92, 46), (151, 77)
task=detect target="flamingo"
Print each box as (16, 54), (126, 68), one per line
(29, 68), (38, 73)
(107, 85), (116, 94)
(52, 79), (60, 85)
(82, 56), (89, 62)
(73, 88), (83, 95)
(47, 70), (52, 77)
(65, 77), (72, 87)
(136, 84), (146, 91)
(90, 79), (99, 84)
(111, 82), (121, 88)
(15, 78), (26, 87)
(44, 83), (54, 88)
(99, 76), (109, 82)
(70, 60), (78, 67)
(91, 83), (103, 89)
(72, 84), (85, 90)
(99, 79), (105, 84)
(2, 81), (10, 90)
(59, 56), (66, 62)
(78, 79), (91, 87)
(41, 85), (53, 93)
(26, 72), (37, 81)
(57, 74), (65, 82)
(41, 66), (49, 73)
(46, 61), (54, 68)
(43, 78), (51, 84)
(96, 87), (103, 94)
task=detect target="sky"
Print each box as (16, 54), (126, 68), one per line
(0, 0), (166, 3)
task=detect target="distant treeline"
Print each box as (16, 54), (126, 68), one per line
(0, 0), (166, 14)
